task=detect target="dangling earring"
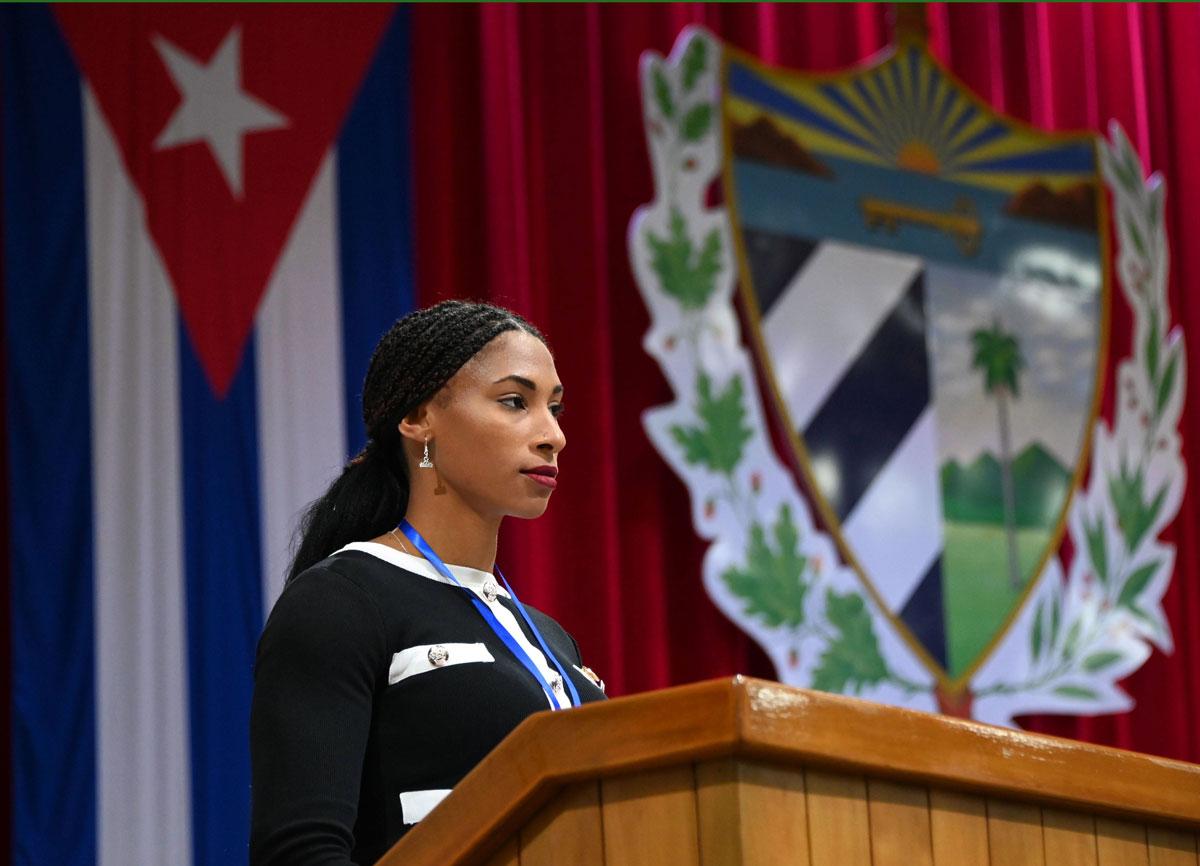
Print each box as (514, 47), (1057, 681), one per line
(419, 437), (434, 469)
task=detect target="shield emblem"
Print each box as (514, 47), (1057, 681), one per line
(721, 42), (1109, 684)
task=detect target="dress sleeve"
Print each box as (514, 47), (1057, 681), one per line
(250, 566), (387, 866)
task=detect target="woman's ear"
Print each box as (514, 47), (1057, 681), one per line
(397, 401), (432, 444)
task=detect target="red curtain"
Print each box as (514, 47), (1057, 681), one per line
(410, 2), (1200, 763)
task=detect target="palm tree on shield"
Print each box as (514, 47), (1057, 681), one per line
(971, 320), (1026, 591)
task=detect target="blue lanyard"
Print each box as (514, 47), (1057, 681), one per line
(399, 520), (580, 710)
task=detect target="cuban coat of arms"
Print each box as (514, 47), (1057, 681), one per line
(630, 27), (1186, 724)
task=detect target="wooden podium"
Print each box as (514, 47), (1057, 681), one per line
(377, 677), (1200, 866)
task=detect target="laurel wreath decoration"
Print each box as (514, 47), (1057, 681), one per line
(969, 124), (1186, 725)
(629, 27), (1184, 724)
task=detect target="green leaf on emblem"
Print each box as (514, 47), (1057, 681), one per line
(1031, 600), (1045, 661)
(720, 504), (808, 629)
(652, 64), (674, 120)
(1125, 212), (1147, 259)
(681, 103), (713, 142)
(1083, 651), (1123, 673)
(1145, 310), (1160, 383)
(1117, 560), (1159, 609)
(1061, 618), (1083, 661)
(1084, 517), (1108, 586)
(1054, 684), (1100, 700)
(645, 208), (722, 310)
(1108, 462), (1167, 552)
(669, 372), (753, 476)
(1156, 349), (1178, 418)
(681, 39), (707, 92)
(811, 590), (889, 695)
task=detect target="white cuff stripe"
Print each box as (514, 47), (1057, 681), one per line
(399, 788), (452, 825)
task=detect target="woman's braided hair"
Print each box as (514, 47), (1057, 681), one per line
(286, 300), (545, 582)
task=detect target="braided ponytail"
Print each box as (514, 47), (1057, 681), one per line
(285, 300), (545, 582)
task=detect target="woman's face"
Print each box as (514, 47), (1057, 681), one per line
(416, 329), (566, 521)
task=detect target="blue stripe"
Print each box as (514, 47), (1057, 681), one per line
(954, 141), (1097, 174)
(953, 121), (1010, 158)
(337, 7), (416, 456)
(803, 271), (931, 522)
(900, 556), (948, 669)
(1, 7), (97, 865)
(945, 103), (978, 145)
(818, 83), (876, 145)
(179, 330), (263, 866)
(729, 63), (877, 157)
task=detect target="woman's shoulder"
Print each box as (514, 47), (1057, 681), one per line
(288, 545), (426, 601)
(270, 545), (454, 641)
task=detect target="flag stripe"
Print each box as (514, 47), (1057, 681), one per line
(762, 240), (922, 433)
(255, 153), (348, 612)
(899, 554), (949, 668)
(842, 405), (944, 609)
(83, 89), (192, 866)
(802, 269), (932, 521)
(336, 6), (416, 459)
(742, 227), (818, 317)
(179, 334), (263, 866)
(2, 8), (98, 864)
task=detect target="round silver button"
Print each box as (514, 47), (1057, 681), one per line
(482, 580), (499, 603)
(549, 672), (564, 693)
(427, 645), (449, 667)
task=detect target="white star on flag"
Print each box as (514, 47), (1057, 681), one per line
(152, 26), (289, 199)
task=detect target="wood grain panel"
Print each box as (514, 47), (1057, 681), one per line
(868, 779), (933, 866)
(1096, 817), (1149, 866)
(481, 836), (518, 866)
(695, 759), (810, 866)
(601, 766), (700, 866)
(378, 679), (1200, 866)
(519, 782), (603, 866)
(1147, 826), (1198, 866)
(987, 800), (1045, 866)
(1042, 809), (1098, 866)
(738, 679), (1200, 826)
(805, 771), (870, 866)
(930, 789), (989, 866)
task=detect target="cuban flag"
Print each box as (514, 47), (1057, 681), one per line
(2, 6), (414, 863)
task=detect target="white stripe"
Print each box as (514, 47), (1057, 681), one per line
(388, 642), (495, 685)
(85, 88), (192, 866)
(255, 151), (347, 614)
(843, 406), (944, 611)
(399, 789), (452, 825)
(762, 240), (922, 430)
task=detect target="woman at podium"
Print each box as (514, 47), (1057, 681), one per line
(249, 300), (607, 866)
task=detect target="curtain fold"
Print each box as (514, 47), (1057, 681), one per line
(411, 2), (1200, 761)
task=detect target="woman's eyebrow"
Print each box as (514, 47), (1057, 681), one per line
(493, 374), (564, 395)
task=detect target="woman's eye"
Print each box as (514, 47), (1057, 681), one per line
(551, 404), (565, 418)
(500, 395), (526, 410)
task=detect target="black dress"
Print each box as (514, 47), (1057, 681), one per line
(249, 544), (607, 866)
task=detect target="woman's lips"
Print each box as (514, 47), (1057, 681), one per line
(521, 469), (558, 489)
